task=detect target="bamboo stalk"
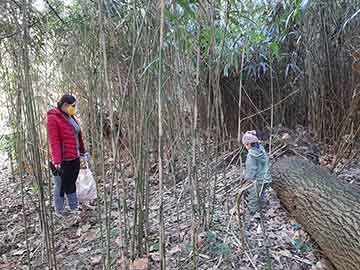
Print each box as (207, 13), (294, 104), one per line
(237, 46), (246, 143)
(22, 0), (54, 267)
(16, 82), (32, 270)
(158, 0), (166, 268)
(269, 54), (274, 154)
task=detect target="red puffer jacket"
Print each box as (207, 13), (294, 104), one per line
(47, 108), (85, 165)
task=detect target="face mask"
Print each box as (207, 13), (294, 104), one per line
(67, 105), (76, 116)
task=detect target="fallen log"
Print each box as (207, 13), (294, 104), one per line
(271, 157), (360, 270)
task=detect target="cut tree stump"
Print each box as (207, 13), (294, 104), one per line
(271, 157), (360, 270)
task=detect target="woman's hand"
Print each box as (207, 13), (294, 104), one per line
(80, 152), (90, 161)
(52, 163), (62, 176)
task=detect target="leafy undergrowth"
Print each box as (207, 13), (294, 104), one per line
(0, 149), (337, 270)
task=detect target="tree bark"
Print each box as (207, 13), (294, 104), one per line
(271, 157), (360, 270)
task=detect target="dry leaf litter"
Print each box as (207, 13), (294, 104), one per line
(1, 127), (358, 269)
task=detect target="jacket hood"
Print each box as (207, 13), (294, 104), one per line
(48, 107), (63, 117)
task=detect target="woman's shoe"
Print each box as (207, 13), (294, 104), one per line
(54, 211), (64, 218)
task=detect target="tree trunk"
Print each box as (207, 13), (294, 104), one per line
(271, 157), (360, 270)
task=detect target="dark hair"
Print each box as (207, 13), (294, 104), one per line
(57, 94), (76, 109)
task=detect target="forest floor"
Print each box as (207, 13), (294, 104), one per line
(1, 130), (359, 270)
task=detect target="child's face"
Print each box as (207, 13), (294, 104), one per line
(243, 143), (251, 150)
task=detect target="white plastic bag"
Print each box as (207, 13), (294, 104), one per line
(76, 168), (97, 202)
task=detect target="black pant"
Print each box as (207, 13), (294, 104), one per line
(60, 158), (80, 196)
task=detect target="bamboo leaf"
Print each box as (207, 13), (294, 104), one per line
(300, 0), (311, 12)
(150, 243), (160, 252)
(270, 41), (280, 58)
(177, 0), (196, 19)
(285, 9), (296, 29)
(164, 8), (177, 24)
(111, 227), (119, 238)
(342, 9), (360, 30)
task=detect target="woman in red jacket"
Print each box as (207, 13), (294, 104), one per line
(47, 94), (86, 217)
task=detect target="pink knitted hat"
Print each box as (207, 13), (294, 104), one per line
(241, 130), (259, 144)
